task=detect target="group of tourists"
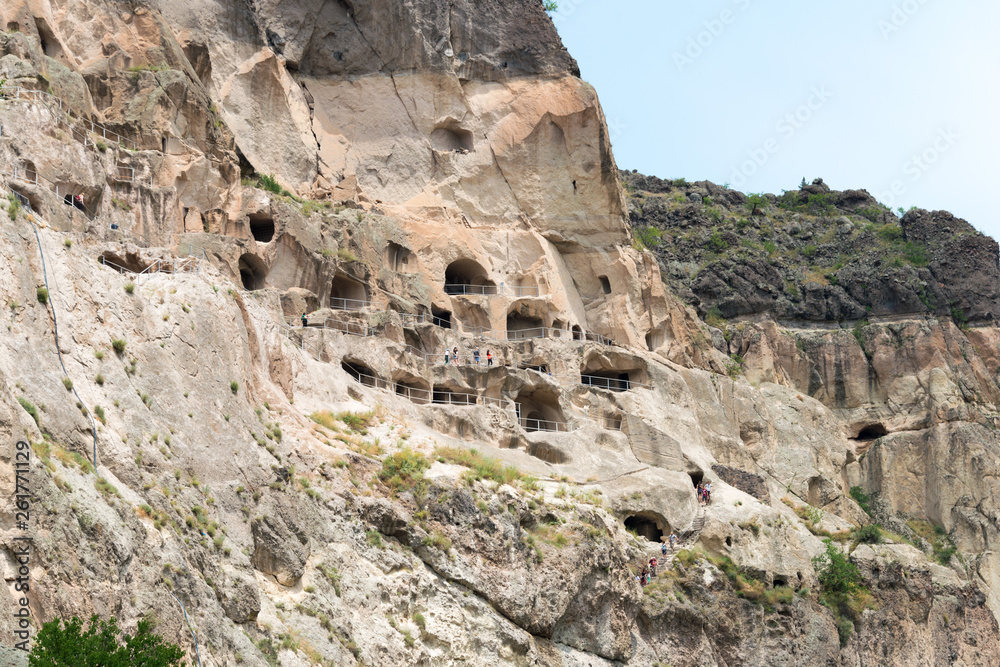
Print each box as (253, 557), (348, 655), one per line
(697, 481), (712, 505)
(636, 533), (680, 587)
(445, 347), (494, 367)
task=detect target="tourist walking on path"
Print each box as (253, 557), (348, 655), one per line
(301, 313), (308, 327)
(649, 557), (657, 577)
(486, 350), (493, 367)
(669, 532), (677, 552)
(661, 542), (668, 557)
(444, 350), (450, 365)
(474, 348), (480, 365)
(453, 347), (459, 364)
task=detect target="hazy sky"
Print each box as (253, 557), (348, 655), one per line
(553, 1), (999, 237)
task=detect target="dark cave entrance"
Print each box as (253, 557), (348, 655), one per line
(249, 213), (275, 243)
(624, 515), (664, 543)
(689, 471), (704, 487)
(852, 424), (888, 441)
(238, 253), (267, 290)
(341, 360), (377, 387)
(582, 370), (632, 392)
(432, 306), (452, 329)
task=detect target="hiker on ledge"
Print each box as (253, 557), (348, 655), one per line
(73, 194), (85, 212)
(301, 313), (308, 327)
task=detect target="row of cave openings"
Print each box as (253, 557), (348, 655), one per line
(341, 359), (578, 441)
(236, 241), (612, 344)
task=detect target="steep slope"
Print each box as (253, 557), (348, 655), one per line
(1, 3), (1000, 667)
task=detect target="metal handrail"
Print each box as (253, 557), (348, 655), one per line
(329, 296), (372, 310)
(0, 85), (136, 149)
(444, 283), (501, 296)
(460, 324), (612, 345)
(283, 318), (374, 338)
(442, 283), (541, 297)
(0, 163), (100, 219)
(579, 374), (652, 391)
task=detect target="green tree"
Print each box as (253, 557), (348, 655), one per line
(30, 615), (185, 667)
(543, 1), (558, 11)
(812, 539), (860, 593)
(746, 193), (768, 216)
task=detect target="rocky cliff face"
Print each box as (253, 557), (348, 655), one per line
(2, 2), (1000, 666)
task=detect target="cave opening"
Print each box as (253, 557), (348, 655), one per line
(329, 273), (368, 309)
(432, 385), (475, 406)
(444, 259), (496, 295)
(689, 471), (704, 487)
(249, 213), (275, 243)
(393, 375), (430, 405)
(624, 515), (664, 544)
(386, 241), (413, 271)
(431, 306), (452, 329)
(599, 275), (612, 294)
(238, 253), (267, 290)
(853, 424), (888, 441)
(507, 312), (544, 340)
(514, 389), (566, 433)
(430, 125), (474, 153)
(341, 360), (377, 387)
(582, 370), (632, 392)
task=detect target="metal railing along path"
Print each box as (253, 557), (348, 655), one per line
(1, 163), (100, 219)
(0, 85), (137, 149)
(443, 283), (541, 297)
(284, 317), (375, 338)
(97, 255), (200, 283)
(341, 362), (512, 409)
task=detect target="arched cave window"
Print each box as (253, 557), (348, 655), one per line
(444, 259), (496, 295)
(430, 125), (474, 153)
(329, 274), (368, 309)
(599, 276), (612, 295)
(431, 306), (452, 329)
(341, 360), (377, 387)
(852, 424), (888, 441)
(624, 515), (664, 543)
(507, 312), (544, 340)
(689, 471), (704, 487)
(238, 253), (267, 290)
(249, 213), (275, 243)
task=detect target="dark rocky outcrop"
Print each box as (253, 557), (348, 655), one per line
(623, 172), (1000, 324)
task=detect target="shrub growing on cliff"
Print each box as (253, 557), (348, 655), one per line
(379, 449), (429, 492)
(18, 397), (39, 426)
(812, 539), (872, 644)
(851, 524), (881, 544)
(848, 486), (871, 515)
(112, 338), (127, 354)
(29, 614), (185, 666)
(435, 446), (533, 488)
(633, 226), (662, 250)
(36, 286), (49, 305)
(8, 192), (21, 220)
(813, 540), (860, 593)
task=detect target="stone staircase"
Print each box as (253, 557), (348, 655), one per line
(681, 503), (706, 545)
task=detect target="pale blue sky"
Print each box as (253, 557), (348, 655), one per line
(553, 1), (1000, 237)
